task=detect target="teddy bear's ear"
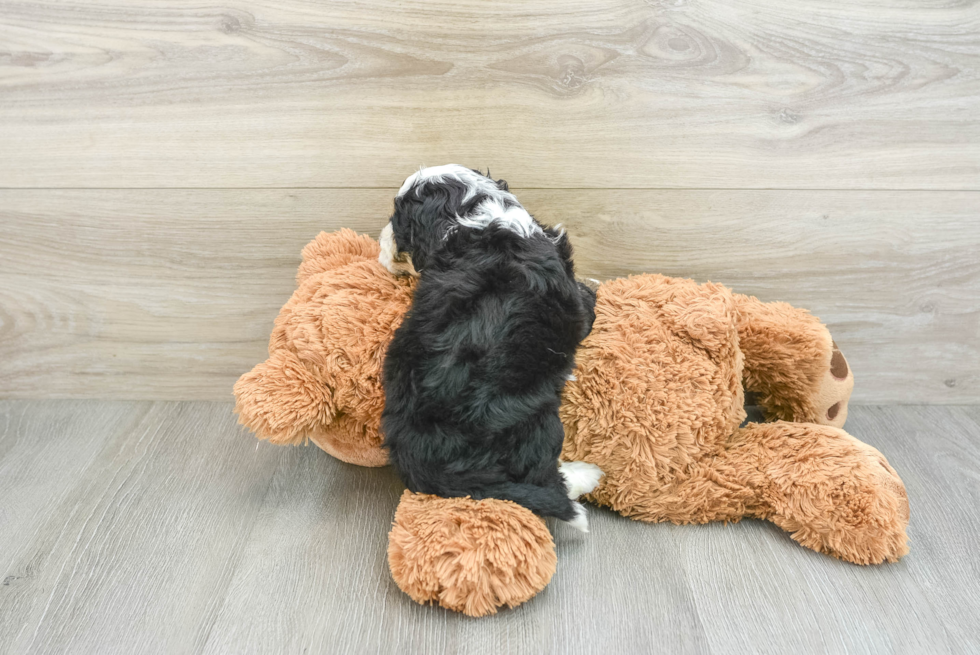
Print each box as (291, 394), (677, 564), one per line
(296, 229), (381, 285)
(233, 350), (335, 445)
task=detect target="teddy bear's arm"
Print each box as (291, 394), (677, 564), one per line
(233, 349), (334, 446)
(733, 293), (854, 427)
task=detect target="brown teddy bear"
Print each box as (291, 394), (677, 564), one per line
(235, 229), (910, 617)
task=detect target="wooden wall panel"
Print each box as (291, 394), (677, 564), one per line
(0, 0), (977, 189)
(1, 0), (976, 401)
(1, 189), (976, 402)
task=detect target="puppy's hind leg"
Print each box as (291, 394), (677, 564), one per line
(558, 461), (603, 532)
(566, 500), (591, 533)
(559, 460), (604, 499)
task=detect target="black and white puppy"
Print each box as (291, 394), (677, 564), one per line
(379, 165), (603, 531)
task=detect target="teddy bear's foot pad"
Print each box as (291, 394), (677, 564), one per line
(808, 340), (855, 428)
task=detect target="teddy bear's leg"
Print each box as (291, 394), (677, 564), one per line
(387, 491), (558, 617)
(733, 293), (854, 427)
(627, 421), (909, 563)
(723, 421), (909, 564)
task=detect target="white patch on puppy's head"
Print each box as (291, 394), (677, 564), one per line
(397, 164), (543, 239)
(456, 197), (542, 238)
(397, 164), (503, 203)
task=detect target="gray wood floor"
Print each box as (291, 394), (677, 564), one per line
(1, 401), (977, 655)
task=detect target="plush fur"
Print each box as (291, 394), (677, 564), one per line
(234, 228), (909, 617)
(379, 166), (601, 529)
(388, 491), (557, 617)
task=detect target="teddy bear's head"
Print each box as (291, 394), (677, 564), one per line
(234, 229), (416, 466)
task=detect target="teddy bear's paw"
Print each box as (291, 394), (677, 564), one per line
(789, 444), (909, 565)
(565, 501), (590, 533)
(233, 350), (335, 445)
(388, 492), (557, 617)
(767, 426), (910, 565)
(807, 340), (854, 428)
(559, 460), (604, 499)
(848, 436), (911, 526)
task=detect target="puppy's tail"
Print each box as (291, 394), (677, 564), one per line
(469, 481), (590, 532)
(391, 459), (596, 532)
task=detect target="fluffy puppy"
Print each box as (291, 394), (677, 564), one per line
(379, 165), (603, 531)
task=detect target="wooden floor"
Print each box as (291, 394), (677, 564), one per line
(1, 401), (977, 654)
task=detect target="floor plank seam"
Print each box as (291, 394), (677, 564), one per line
(194, 444), (285, 655)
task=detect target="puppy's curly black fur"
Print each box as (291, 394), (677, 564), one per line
(380, 166), (599, 528)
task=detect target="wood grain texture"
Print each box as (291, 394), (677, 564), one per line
(0, 400), (282, 654)
(1, 188), (977, 402)
(850, 405), (980, 654)
(0, 189), (389, 400)
(1, 401), (978, 654)
(1, 0), (978, 189)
